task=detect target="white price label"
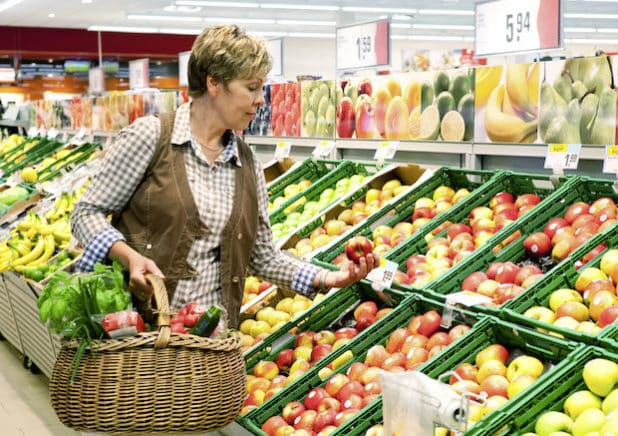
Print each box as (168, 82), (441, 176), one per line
(544, 143), (581, 171)
(274, 140), (291, 160)
(88, 67), (105, 93)
(336, 20), (390, 71)
(603, 146), (618, 174)
(129, 58), (150, 90)
(368, 260), (398, 292)
(47, 128), (59, 139)
(475, 0), (562, 57)
(27, 127), (39, 137)
(374, 141), (399, 162)
(312, 140), (336, 158)
(178, 51), (190, 87)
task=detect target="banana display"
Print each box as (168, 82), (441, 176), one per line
(540, 55), (617, 145)
(482, 63), (539, 143)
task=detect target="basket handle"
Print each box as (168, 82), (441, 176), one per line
(145, 273), (171, 349)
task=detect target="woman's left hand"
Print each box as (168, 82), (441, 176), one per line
(323, 253), (379, 289)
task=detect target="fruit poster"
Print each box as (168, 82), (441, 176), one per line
(69, 97), (93, 129)
(336, 73), (424, 140)
(270, 82), (301, 137)
(246, 84), (271, 136)
(300, 80), (336, 138)
(420, 68), (475, 142)
(539, 56), (617, 145)
(474, 63), (540, 144)
(128, 94), (145, 124)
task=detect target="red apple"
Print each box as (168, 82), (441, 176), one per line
(598, 305), (618, 327)
(449, 362), (479, 384)
(262, 416), (288, 436)
(360, 366), (381, 385)
(447, 223), (473, 241)
(405, 347), (429, 370)
(514, 265), (543, 286)
(335, 380), (364, 403)
(495, 284), (524, 304)
(382, 352), (406, 370)
(311, 344), (333, 363)
(294, 409), (317, 430)
(313, 409), (337, 432)
(337, 97), (356, 138)
(254, 360), (279, 380)
(495, 262), (521, 284)
(334, 409), (360, 427)
(356, 313), (376, 331)
(515, 193), (541, 209)
(324, 373), (350, 397)
(461, 271), (489, 292)
(317, 397), (341, 413)
(490, 192), (515, 208)
(564, 201), (591, 224)
(346, 362), (368, 382)
(275, 349), (295, 371)
(314, 330), (337, 346)
(295, 332), (316, 348)
(544, 217), (569, 239)
(304, 388), (330, 411)
(475, 344), (509, 367)
(354, 301), (379, 320)
(523, 232), (551, 258)
(364, 381), (382, 396)
(480, 375), (509, 398)
(345, 236), (373, 264)
(386, 327), (410, 353)
(426, 331), (451, 350)
(365, 344), (388, 368)
(335, 327), (358, 340)
(447, 324), (471, 342)
(282, 401), (306, 425)
(401, 333), (428, 354)
(486, 262), (503, 280)
(341, 393), (363, 411)
(408, 310), (442, 337)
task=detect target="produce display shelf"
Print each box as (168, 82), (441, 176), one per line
(238, 293), (484, 435)
(479, 345), (617, 435)
(0, 272), (23, 353)
(266, 157), (333, 199)
(500, 218), (618, 349)
(311, 166), (498, 269)
(396, 175), (618, 316)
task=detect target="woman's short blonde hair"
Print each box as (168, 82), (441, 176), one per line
(188, 25), (272, 98)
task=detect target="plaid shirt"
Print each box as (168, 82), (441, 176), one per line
(71, 102), (319, 309)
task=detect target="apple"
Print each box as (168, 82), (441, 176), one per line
(453, 188), (471, 203)
(376, 308), (392, 320)
(600, 248), (618, 284)
(523, 232), (551, 258)
(572, 408), (606, 436)
(294, 409), (317, 430)
(337, 97), (356, 138)
(335, 327), (359, 340)
(447, 324), (470, 342)
(412, 207), (435, 221)
(356, 313), (376, 331)
(304, 387), (330, 411)
(365, 424), (384, 436)
(346, 362), (368, 382)
(523, 306), (555, 324)
(324, 219), (347, 236)
(401, 334), (428, 354)
(506, 373), (536, 399)
(514, 265), (543, 286)
(426, 332), (451, 350)
(362, 394), (379, 408)
(495, 262), (521, 284)
(563, 390), (602, 420)
(549, 288), (583, 312)
(477, 359), (507, 383)
(341, 393), (364, 411)
(515, 193), (542, 209)
(521, 273), (545, 289)
(589, 290), (618, 321)
(535, 411), (573, 436)
(311, 344), (333, 363)
(476, 279), (499, 298)
(475, 344), (509, 367)
(447, 223), (473, 241)
(360, 366), (381, 385)
(282, 401), (306, 425)
(576, 321), (602, 335)
(451, 380), (482, 396)
(365, 344), (388, 368)
(270, 375), (288, 389)
(316, 425), (337, 436)
(408, 310), (441, 337)
(602, 388), (618, 415)
(317, 397), (341, 413)
(335, 380), (364, 403)
(555, 301), (590, 322)
(345, 235), (373, 264)
(382, 352), (406, 371)
(544, 217), (569, 239)
(490, 192), (515, 208)
(314, 330), (336, 346)
(354, 301), (378, 320)
(245, 389), (266, 407)
(486, 262), (503, 280)
(506, 355), (544, 381)
(275, 349), (294, 371)
(247, 377), (270, 394)
(262, 416), (289, 436)
(495, 284), (524, 304)
(448, 237), (475, 259)
(575, 267), (609, 293)
(461, 271), (488, 292)
(480, 374), (509, 398)
(295, 331), (316, 348)
(313, 409), (337, 432)
(565, 202), (591, 224)
(293, 346), (312, 362)
(324, 373), (350, 397)
(584, 358), (618, 397)
(405, 347), (429, 370)
(334, 409), (360, 427)
(449, 362), (479, 384)
(386, 327), (410, 354)
(598, 305), (618, 327)
(289, 359), (311, 375)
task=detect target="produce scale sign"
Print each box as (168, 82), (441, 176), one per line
(336, 19), (390, 71)
(475, 0), (563, 57)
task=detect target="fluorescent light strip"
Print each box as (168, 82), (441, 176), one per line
(598, 28), (618, 33)
(566, 37), (618, 43)
(391, 23), (412, 29)
(176, 1), (259, 7)
(583, 0), (618, 2)
(564, 27), (597, 32)
(260, 3), (340, 10)
(0, 0), (23, 13)
(392, 14), (412, 20)
(128, 14), (202, 22)
(288, 32), (335, 38)
(247, 31), (287, 37)
(391, 35), (408, 40)
(203, 17), (275, 24)
(463, 36), (474, 41)
(417, 9), (474, 15)
(276, 19), (336, 26)
(341, 6), (417, 13)
(565, 13), (618, 19)
(412, 24), (474, 30)
(410, 35), (464, 41)
(89, 25), (159, 33)
(159, 28), (203, 35)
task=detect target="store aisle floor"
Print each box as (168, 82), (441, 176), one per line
(0, 339), (79, 436)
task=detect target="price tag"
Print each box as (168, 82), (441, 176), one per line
(368, 260), (398, 292)
(47, 128), (59, 139)
(544, 143), (580, 171)
(374, 141), (399, 162)
(0, 227), (10, 243)
(88, 67), (105, 93)
(27, 127), (39, 137)
(336, 19), (390, 71)
(475, 0), (562, 57)
(312, 140), (336, 158)
(274, 140), (291, 160)
(441, 291), (493, 328)
(129, 58), (150, 90)
(603, 146), (618, 174)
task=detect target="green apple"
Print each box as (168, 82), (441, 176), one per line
(599, 410), (618, 435)
(572, 408), (605, 436)
(524, 306), (556, 324)
(563, 390), (602, 419)
(506, 355), (545, 381)
(583, 358), (618, 397)
(548, 432), (571, 436)
(602, 388), (618, 414)
(535, 411), (573, 436)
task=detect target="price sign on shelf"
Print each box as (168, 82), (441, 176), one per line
(368, 259), (399, 292)
(46, 128), (59, 139)
(374, 140), (399, 162)
(336, 19), (390, 71)
(603, 146), (618, 174)
(475, 0), (562, 57)
(312, 140), (336, 158)
(274, 140), (291, 160)
(129, 58), (150, 90)
(544, 143), (581, 171)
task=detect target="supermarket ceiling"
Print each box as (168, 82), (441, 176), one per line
(0, 0), (617, 45)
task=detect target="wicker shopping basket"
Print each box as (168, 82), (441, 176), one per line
(49, 274), (246, 434)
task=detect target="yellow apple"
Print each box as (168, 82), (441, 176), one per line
(506, 355), (544, 381)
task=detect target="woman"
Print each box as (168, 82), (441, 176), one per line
(71, 25), (377, 328)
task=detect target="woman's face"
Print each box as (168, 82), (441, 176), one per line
(213, 77), (265, 130)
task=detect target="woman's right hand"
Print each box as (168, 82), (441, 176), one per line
(109, 240), (165, 301)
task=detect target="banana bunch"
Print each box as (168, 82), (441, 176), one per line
(44, 192), (78, 221)
(484, 63), (539, 143)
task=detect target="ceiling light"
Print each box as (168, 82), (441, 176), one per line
(288, 32), (335, 38)
(203, 17), (275, 24)
(0, 0), (24, 13)
(565, 13), (618, 18)
(82, 0), (92, 3)
(276, 19), (336, 26)
(566, 37), (618, 43)
(598, 28), (618, 33)
(260, 3), (340, 10)
(412, 24), (474, 30)
(341, 6), (417, 14)
(176, 1), (259, 7)
(248, 31), (287, 37)
(391, 23), (411, 29)
(128, 14), (202, 22)
(391, 35), (408, 40)
(158, 28), (203, 35)
(463, 36), (474, 41)
(392, 14), (412, 20)
(88, 25), (159, 33)
(48, 13), (55, 18)
(163, 5), (202, 12)
(409, 35), (464, 41)
(564, 27), (597, 32)
(417, 9), (474, 15)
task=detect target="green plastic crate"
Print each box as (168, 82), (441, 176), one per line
(243, 280), (406, 372)
(266, 158), (332, 200)
(311, 166), (498, 269)
(393, 176), (618, 316)
(237, 292), (484, 435)
(417, 317), (579, 436)
(477, 345), (616, 435)
(500, 220), (618, 349)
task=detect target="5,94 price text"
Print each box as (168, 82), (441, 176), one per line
(506, 11), (530, 43)
(356, 35), (372, 60)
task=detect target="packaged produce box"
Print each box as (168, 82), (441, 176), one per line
(264, 158), (297, 185)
